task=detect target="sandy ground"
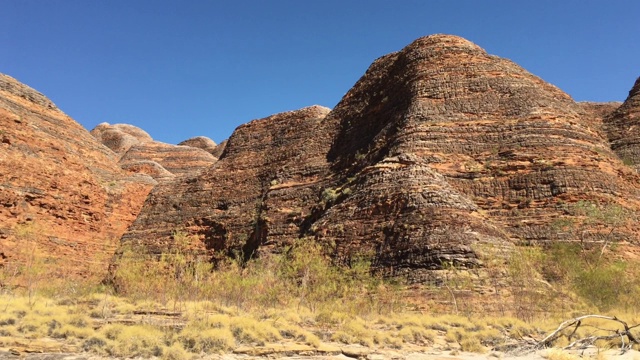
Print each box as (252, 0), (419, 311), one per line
(1, 347), (639, 360)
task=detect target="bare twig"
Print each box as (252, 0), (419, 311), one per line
(536, 315), (640, 350)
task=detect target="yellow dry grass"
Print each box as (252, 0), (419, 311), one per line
(4, 235), (640, 358)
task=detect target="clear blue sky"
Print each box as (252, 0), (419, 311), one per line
(2, 1), (638, 144)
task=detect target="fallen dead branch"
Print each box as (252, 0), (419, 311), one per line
(536, 315), (640, 351)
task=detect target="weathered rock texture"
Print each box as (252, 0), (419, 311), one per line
(178, 136), (219, 155)
(604, 77), (640, 170)
(119, 141), (218, 177)
(90, 123), (153, 155)
(578, 102), (621, 120)
(119, 35), (640, 284)
(90, 124), (218, 180)
(121, 105), (334, 259)
(0, 74), (154, 278)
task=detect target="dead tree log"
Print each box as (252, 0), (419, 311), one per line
(536, 315), (640, 351)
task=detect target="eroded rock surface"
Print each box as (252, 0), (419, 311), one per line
(119, 141), (217, 177)
(114, 35), (640, 282)
(91, 124), (218, 179)
(121, 105), (334, 260)
(605, 77), (640, 170)
(90, 123), (153, 156)
(320, 35), (640, 251)
(178, 136), (219, 156)
(0, 74), (154, 278)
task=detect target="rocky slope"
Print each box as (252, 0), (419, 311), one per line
(321, 35), (640, 250)
(121, 105), (334, 260)
(604, 77), (640, 170)
(2, 35), (638, 286)
(178, 136), (224, 156)
(116, 35), (640, 283)
(0, 74), (154, 278)
(91, 123), (218, 180)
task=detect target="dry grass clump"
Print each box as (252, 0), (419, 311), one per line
(483, 316), (538, 339)
(445, 327), (487, 353)
(398, 325), (436, 344)
(274, 320), (321, 347)
(315, 309), (352, 326)
(15, 314), (48, 337)
(50, 324), (94, 340)
(373, 331), (403, 348)
(161, 343), (191, 360)
(229, 316), (281, 345)
(439, 314), (478, 330)
(0, 294), (101, 345)
(81, 335), (109, 354)
(331, 330), (357, 345)
(339, 319), (376, 347)
(87, 294), (137, 319)
(475, 327), (504, 346)
(200, 313), (232, 328)
(460, 336), (486, 353)
(421, 316), (450, 332)
(0, 325), (17, 337)
(177, 325), (235, 353)
(100, 323), (126, 340)
(103, 324), (165, 358)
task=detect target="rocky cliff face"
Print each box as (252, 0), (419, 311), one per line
(310, 35), (640, 280)
(91, 123), (218, 180)
(117, 35), (640, 282)
(4, 35), (638, 285)
(121, 105), (334, 260)
(0, 74), (154, 278)
(605, 77), (640, 170)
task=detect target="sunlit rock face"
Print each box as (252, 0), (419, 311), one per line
(117, 35), (640, 283)
(91, 123), (218, 181)
(0, 73), (154, 278)
(605, 77), (640, 171)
